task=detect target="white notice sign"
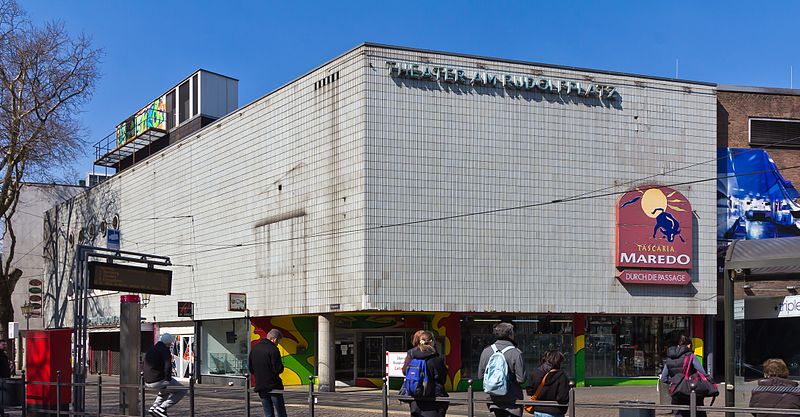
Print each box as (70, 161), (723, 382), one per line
(386, 351), (408, 377)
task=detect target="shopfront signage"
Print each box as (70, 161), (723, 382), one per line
(88, 262), (172, 295)
(738, 295), (800, 320)
(386, 60), (619, 100)
(616, 186), (693, 285)
(88, 315), (120, 327)
(616, 270), (692, 285)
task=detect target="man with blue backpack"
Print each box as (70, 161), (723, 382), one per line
(478, 322), (527, 417)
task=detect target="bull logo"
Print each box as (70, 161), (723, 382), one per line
(620, 187), (688, 243)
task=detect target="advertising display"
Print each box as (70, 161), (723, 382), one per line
(616, 186), (693, 285)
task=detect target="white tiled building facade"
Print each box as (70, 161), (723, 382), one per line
(44, 44), (717, 386)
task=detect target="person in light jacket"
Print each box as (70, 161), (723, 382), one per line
(478, 322), (527, 417)
(749, 359), (800, 417)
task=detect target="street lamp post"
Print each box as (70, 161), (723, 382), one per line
(20, 301), (34, 330)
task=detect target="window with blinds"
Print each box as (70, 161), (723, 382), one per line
(750, 118), (800, 148)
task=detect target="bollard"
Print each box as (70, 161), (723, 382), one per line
(467, 379), (474, 417)
(308, 375), (315, 417)
(568, 380), (576, 417)
(21, 370), (26, 417)
(689, 382), (697, 417)
(245, 374), (250, 417)
(56, 370), (61, 417)
(189, 373), (195, 417)
(140, 372), (146, 417)
(98, 373), (103, 417)
(382, 376), (389, 417)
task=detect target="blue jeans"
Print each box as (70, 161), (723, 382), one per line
(534, 412), (564, 417)
(260, 393), (287, 417)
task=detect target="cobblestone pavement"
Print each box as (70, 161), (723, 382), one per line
(2, 377), (752, 417)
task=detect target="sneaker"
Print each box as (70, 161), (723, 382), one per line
(150, 406), (168, 417)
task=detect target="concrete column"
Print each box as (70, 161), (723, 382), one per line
(119, 295), (141, 415)
(317, 313), (335, 392)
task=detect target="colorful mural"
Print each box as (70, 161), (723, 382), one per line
(250, 316), (316, 386)
(573, 314), (586, 387)
(115, 97), (167, 146)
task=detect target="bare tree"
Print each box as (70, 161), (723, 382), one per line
(0, 0), (100, 338)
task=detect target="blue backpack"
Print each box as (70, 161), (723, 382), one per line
(401, 358), (431, 398)
(483, 344), (514, 396)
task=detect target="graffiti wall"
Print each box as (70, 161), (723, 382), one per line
(250, 316), (316, 386)
(718, 148), (800, 241)
(115, 97), (167, 146)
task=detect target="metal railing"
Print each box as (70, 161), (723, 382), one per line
(3, 372), (800, 417)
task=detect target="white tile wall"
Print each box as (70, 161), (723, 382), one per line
(45, 45), (717, 326)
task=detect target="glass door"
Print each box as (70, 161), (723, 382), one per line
(356, 333), (408, 379)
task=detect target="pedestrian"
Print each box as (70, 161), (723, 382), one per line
(0, 340), (10, 379)
(478, 322), (527, 417)
(0, 339), (11, 414)
(526, 350), (570, 417)
(402, 330), (449, 417)
(143, 333), (185, 417)
(249, 329), (287, 417)
(749, 358), (800, 417)
(659, 335), (710, 417)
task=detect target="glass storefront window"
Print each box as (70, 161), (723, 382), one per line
(461, 316), (574, 379)
(200, 319), (250, 376)
(585, 316), (689, 378)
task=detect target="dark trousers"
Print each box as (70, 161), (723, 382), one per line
(671, 393), (706, 417)
(260, 393), (287, 417)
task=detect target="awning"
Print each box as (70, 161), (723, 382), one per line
(725, 237), (800, 271)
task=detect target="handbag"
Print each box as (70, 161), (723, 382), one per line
(668, 354), (719, 399)
(525, 369), (556, 414)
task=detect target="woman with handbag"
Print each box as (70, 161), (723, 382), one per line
(659, 335), (711, 417)
(525, 350), (570, 417)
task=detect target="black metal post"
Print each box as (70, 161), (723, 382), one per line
(97, 373), (102, 417)
(56, 370), (61, 417)
(724, 269), (736, 417)
(381, 376), (389, 417)
(689, 383), (697, 417)
(568, 380), (576, 417)
(467, 379), (474, 417)
(245, 374), (250, 417)
(21, 370), (26, 417)
(140, 372), (146, 417)
(189, 373), (195, 417)
(308, 375), (315, 417)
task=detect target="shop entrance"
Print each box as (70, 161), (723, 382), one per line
(357, 333), (406, 379)
(173, 335), (195, 379)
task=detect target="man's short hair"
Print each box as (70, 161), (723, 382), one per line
(493, 322), (515, 339)
(266, 329), (283, 340)
(763, 358), (789, 378)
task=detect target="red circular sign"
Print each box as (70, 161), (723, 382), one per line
(29, 279), (42, 286)
(28, 295), (42, 302)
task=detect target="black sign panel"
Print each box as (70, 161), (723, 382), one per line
(88, 262), (172, 295)
(178, 302), (194, 317)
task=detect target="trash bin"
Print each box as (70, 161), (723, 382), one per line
(0, 378), (24, 407)
(619, 400), (656, 417)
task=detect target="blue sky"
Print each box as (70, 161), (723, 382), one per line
(21, 0), (800, 179)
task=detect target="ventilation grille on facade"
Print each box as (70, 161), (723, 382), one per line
(314, 71), (340, 90)
(750, 118), (800, 148)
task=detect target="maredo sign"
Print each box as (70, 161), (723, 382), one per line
(615, 186), (693, 285)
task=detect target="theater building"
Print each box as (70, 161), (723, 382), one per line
(43, 43), (717, 388)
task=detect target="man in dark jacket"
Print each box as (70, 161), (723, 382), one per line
(528, 350), (570, 417)
(143, 333), (185, 417)
(749, 358), (800, 417)
(0, 340), (10, 379)
(249, 329), (286, 417)
(478, 322), (527, 417)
